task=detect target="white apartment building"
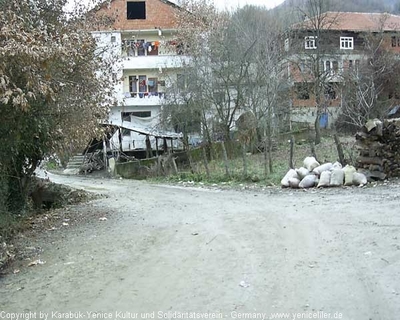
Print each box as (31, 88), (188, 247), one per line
(93, 0), (188, 152)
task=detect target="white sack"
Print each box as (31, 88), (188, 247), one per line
(332, 162), (343, 170)
(296, 167), (310, 180)
(289, 178), (301, 188)
(299, 175), (317, 188)
(353, 172), (368, 186)
(313, 163), (333, 175)
(317, 171), (331, 188)
(281, 169), (298, 187)
(330, 169), (344, 187)
(303, 157), (320, 172)
(343, 165), (356, 186)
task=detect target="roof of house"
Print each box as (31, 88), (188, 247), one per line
(295, 12), (400, 32)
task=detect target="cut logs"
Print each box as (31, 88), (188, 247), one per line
(355, 118), (400, 180)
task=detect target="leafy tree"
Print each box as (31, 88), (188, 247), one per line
(0, 0), (113, 213)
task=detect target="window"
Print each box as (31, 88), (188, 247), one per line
(138, 75), (147, 93)
(129, 76), (138, 94)
(284, 38), (290, 52)
(132, 111), (151, 118)
(111, 36), (116, 43)
(305, 36), (317, 49)
(121, 113), (132, 136)
(148, 78), (158, 93)
(127, 1), (146, 20)
(325, 61), (331, 71)
(296, 83), (310, 100)
(324, 84), (336, 100)
(324, 61), (339, 74)
(340, 37), (353, 49)
(137, 39), (145, 56)
(348, 60), (353, 69)
(391, 36), (400, 47)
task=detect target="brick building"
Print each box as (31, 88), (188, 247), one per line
(284, 12), (400, 128)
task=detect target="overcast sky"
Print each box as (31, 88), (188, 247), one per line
(213, 0), (285, 11)
(173, 0), (286, 11)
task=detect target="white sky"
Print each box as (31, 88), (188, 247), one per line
(211, 0), (285, 11)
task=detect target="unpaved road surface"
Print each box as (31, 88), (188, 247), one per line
(1, 174), (400, 320)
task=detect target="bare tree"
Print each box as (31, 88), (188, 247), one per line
(340, 15), (400, 128)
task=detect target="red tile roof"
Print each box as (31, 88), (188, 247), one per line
(295, 12), (400, 32)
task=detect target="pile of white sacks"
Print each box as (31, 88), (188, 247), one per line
(281, 156), (368, 188)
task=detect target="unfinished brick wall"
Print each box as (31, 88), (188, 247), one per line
(95, 0), (180, 30)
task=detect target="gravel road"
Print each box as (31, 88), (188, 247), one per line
(1, 173), (400, 320)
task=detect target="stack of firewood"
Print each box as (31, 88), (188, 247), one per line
(355, 118), (400, 180)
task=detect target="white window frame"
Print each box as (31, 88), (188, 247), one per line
(284, 38), (290, 52)
(305, 36), (317, 49)
(340, 37), (353, 50)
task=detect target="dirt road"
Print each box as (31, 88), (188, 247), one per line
(1, 174), (400, 320)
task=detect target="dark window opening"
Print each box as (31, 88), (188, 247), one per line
(132, 111), (151, 118)
(392, 36), (397, 47)
(296, 83), (310, 100)
(325, 84), (336, 100)
(332, 61), (338, 73)
(121, 112), (132, 122)
(127, 1), (146, 20)
(349, 60), (353, 69)
(111, 36), (116, 43)
(148, 78), (158, 93)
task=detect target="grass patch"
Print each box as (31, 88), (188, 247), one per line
(151, 132), (356, 187)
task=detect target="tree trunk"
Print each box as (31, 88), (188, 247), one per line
(221, 141), (230, 178)
(314, 112), (321, 145)
(242, 143), (248, 178)
(334, 134), (345, 165)
(289, 135), (295, 169)
(202, 147), (210, 179)
(264, 137), (269, 177)
(268, 134), (273, 173)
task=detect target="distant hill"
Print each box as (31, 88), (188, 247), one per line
(269, 0), (400, 29)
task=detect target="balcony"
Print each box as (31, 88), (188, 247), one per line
(122, 55), (190, 71)
(120, 92), (166, 106)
